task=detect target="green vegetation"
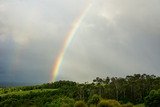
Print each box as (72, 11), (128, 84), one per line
(144, 89), (160, 107)
(134, 104), (145, 107)
(0, 74), (160, 107)
(97, 100), (121, 107)
(0, 89), (56, 97)
(74, 101), (87, 107)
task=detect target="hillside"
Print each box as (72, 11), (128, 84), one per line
(0, 74), (160, 107)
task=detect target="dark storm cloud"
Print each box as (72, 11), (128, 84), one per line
(0, 0), (90, 83)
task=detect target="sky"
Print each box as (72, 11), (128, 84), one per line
(0, 0), (160, 84)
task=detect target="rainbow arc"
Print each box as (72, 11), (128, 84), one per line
(50, 1), (92, 82)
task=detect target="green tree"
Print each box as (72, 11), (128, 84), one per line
(145, 89), (160, 107)
(88, 94), (101, 105)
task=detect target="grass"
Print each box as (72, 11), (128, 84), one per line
(0, 89), (57, 97)
(134, 104), (145, 107)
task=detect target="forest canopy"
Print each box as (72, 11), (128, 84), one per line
(0, 74), (160, 107)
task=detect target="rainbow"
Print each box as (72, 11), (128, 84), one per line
(50, 1), (92, 82)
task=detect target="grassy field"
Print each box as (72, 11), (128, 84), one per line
(0, 89), (57, 97)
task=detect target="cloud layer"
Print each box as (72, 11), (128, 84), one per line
(0, 0), (160, 83)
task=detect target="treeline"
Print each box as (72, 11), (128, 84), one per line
(0, 74), (160, 107)
(41, 74), (160, 104)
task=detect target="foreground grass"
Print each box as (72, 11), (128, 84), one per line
(134, 104), (145, 107)
(0, 89), (57, 97)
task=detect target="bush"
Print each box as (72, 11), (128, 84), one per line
(51, 97), (75, 107)
(61, 103), (70, 107)
(97, 100), (121, 107)
(88, 94), (101, 105)
(97, 100), (109, 107)
(74, 101), (87, 107)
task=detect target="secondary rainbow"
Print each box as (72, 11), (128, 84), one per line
(50, 1), (92, 82)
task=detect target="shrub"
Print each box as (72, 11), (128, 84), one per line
(61, 103), (70, 107)
(51, 97), (75, 107)
(88, 94), (101, 105)
(74, 101), (87, 107)
(97, 100), (121, 107)
(97, 100), (109, 107)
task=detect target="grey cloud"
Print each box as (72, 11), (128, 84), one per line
(0, 0), (91, 83)
(0, 0), (160, 83)
(59, 0), (160, 82)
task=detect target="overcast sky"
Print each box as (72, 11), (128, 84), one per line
(0, 0), (160, 83)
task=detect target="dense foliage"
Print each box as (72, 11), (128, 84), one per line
(0, 74), (160, 107)
(144, 89), (160, 107)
